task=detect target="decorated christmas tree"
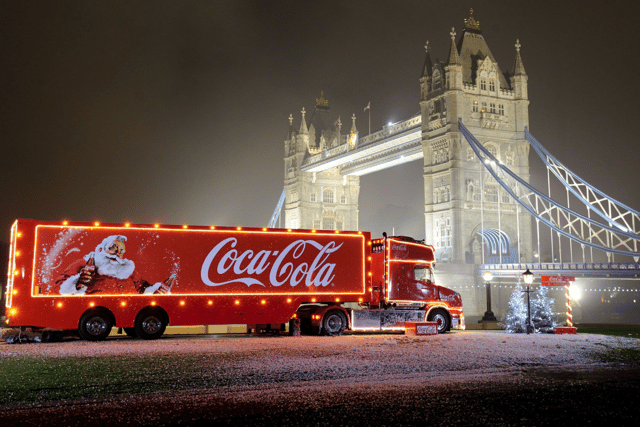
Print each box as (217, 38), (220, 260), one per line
(501, 282), (528, 333)
(531, 285), (557, 333)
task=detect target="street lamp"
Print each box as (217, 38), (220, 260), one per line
(522, 269), (535, 334)
(481, 271), (497, 322)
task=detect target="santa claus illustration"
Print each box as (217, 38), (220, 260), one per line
(57, 235), (174, 295)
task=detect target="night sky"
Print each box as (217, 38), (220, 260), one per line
(3, 1), (640, 244)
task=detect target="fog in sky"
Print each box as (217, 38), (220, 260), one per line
(2, 1), (640, 245)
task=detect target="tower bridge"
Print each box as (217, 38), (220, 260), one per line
(275, 10), (640, 323)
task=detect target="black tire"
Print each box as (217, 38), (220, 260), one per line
(135, 308), (167, 340)
(428, 308), (450, 334)
(123, 327), (137, 338)
(78, 309), (113, 341)
(322, 310), (347, 336)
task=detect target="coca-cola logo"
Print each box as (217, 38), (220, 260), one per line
(200, 238), (343, 288)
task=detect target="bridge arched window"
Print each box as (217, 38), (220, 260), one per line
(490, 103), (496, 113)
(433, 70), (442, 90)
(340, 194), (347, 204)
(485, 185), (498, 203)
(485, 144), (498, 159)
(467, 180), (476, 201)
(506, 151), (514, 165)
(445, 218), (451, 247)
(467, 148), (475, 161)
(501, 190), (510, 204)
(472, 100), (479, 113)
(481, 102), (487, 112)
(480, 79), (486, 91)
(310, 193), (317, 202)
(322, 189), (335, 203)
(473, 188), (481, 202)
(499, 104), (505, 115)
(322, 217), (335, 230)
(489, 80), (495, 92)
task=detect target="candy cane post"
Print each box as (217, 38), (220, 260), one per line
(565, 284), (572, 328)
(541, 275), (577, 334)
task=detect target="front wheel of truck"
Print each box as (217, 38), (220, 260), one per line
(428, 308), (450, 334)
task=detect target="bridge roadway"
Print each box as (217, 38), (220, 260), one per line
(301, 115), (422, 176)
(481, 262), (640, 279)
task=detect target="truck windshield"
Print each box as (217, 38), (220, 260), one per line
(414, 266), (433, 284)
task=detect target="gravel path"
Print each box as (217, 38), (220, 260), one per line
(1, 331), (639, 426)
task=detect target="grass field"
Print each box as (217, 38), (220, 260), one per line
(576, 325), (640, 338)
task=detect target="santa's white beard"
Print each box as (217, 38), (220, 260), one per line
(94, 249), (135, 279)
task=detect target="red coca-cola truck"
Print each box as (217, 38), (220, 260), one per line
(4, 219), (464, 341)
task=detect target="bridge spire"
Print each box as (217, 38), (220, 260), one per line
(350, 113), (357, 133)
(510, 39), (528, 101)
(421, 40), (433, 78)
(513, 39), (526, 76)
(299, 107), (308, 134)
(447, 28), (461, 66)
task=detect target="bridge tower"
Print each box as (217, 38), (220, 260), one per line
(421, 10), (533, 265)
(283, 93), (361, 230)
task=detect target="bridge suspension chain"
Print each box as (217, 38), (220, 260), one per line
(525, 129), (640, 235)
(459, 120), (640, 259)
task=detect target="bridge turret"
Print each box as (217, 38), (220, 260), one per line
(510, 39), (529, 132)
(299, 107), (308, 134)
(420, 41), (433, 101)
(445, 28), (463, 91)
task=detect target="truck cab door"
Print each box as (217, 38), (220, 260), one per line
(388, 263), (437, 302)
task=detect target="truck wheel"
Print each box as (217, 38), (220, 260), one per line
(322, 310), (347, 336)
(135, 308), (167, 340)
(78, 309), (113, 341)
(428, 309), (450, 334)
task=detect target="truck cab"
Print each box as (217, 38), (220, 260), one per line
(366, 234), (464, 333)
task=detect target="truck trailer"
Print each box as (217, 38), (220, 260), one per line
(4, 219), (464, 341)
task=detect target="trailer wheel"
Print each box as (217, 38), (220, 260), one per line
(322, 310), (347, 336)
(135, 308), (167, 340)
(78, 309), (113, 341)
(428, 309), (450, 334)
